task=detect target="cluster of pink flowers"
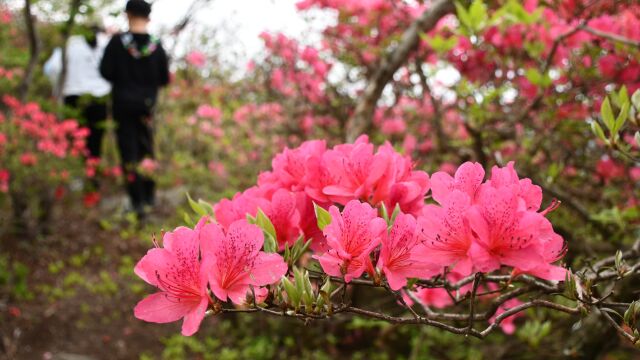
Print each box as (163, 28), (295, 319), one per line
(135, 137), (568, 335)
(0, 5), (11, 24)
(189, 105), (224, 138)
(185, 51), (207, 68)
(209, 137), (566, 286)
(296, 0), (424, 67)
(2, 96), (88, 158)
(0, 96), (88, 193)
(232, 102), (283, 125)
(316, 160), (566, 290)
(259, 32), (332, 105)
(213, 136), (430, 251)
(134, 217), (287, 335)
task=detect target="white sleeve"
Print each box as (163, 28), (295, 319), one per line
(43, 47), (62, 84)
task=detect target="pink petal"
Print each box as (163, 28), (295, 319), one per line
(134, 248), (175, 287)
(163, 226), (199, 258)
(134, 292), (198, 324)
(315, 252), (343, 278)
(198, 222), (225, 261)
(526, 264), (568, 281)
(250, 252), (288, 286)
(384, 267), (408, 290)
(226, 220), (264, 258)
(466, 206), (490, 245)
(181, 298), (209, 336)
(454, 162), (485, 198)
(430, 171), (454, 204)
(226, 282), (252, 305)
(323, 185), (355, 198)
(500, 246), (544, 271)
(469, 241), (500, 273)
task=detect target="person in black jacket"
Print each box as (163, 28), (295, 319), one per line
(100, 0), (169, 217)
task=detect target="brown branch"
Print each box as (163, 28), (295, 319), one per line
(18, 0), (40, 101)
(414, 58), (447, 152)
(598, 308), (637, 343)
(579, 25), (640, 48)
(479, 300), (580, 337)
(466, 273), (482, 334)
(512, 21), (585, 125)
(345, 0), (455, 141)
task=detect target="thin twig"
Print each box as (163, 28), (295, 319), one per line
(579, 25), (640, 48)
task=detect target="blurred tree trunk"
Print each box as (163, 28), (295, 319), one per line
(345, 0), (455, 142)
(17, 0), (40, 101)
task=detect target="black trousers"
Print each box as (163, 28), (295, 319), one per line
(114, 110), (156, 212)
(63, 95), (107, 159)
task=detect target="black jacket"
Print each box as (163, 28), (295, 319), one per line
(100, 32), (170, 117)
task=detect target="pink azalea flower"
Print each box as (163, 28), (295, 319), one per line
(377, 143), (430, 215)
(316, 200), (387, 282)
(186, 51), (206, 68)
(140, 158), (158, 174)
(295, 192), (329, 253)
(264, 140), (326, 191)
(196, 105), (222, 122)
(430, 161), (484, 205)
(322, 136), (390, 204)
(266, 189), (302, 249)
(200, 219), (288, 304)
(487, 162), (542, 211)
(467, 185), (548, 273)
(0, 169), (9, 192)
(416, 190), (475, 274)
(377, 213), (440, 290)
(214, 187), (270, 229)
(512, 220), (568, 281)
(134, 226), (210, 336)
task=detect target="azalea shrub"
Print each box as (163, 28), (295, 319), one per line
(0, 95), (88, 232)
(133, 136), (639, 344)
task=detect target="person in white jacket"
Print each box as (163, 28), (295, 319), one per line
(44, 26), (111, 165)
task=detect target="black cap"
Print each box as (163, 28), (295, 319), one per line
(125, 0), (152, 18)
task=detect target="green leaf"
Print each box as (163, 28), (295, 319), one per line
(256, 208), (277, 240)
(390, 204), (402, 224)
(591, 122), (606, 142)
(186, 193), (207, 217)
(263, 232), (278, 253)
(564, 270), (577, 300)
(183, 212), (195, 227)
(293, 267), (306, 304)
(624, 301), (639, 327)
(380, 203), (391, 226)
(314, 202), (332, 231)
(468, 0), (488, 32)
(317, 278), (333, 313)
(198, 200), (215, 216)
(631, 90), (640, 110)
(615, 250), (624, 272)
(301, 270), (314, 312)
(619, 85), (629, 104)
(281, 276), (300, 308)
(425, 35), (458, 53)
(525, 68), (551, 87)
(601, 97), (615, 131)
(613, 101), (630, 135)
(454, 1), (472, 31)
